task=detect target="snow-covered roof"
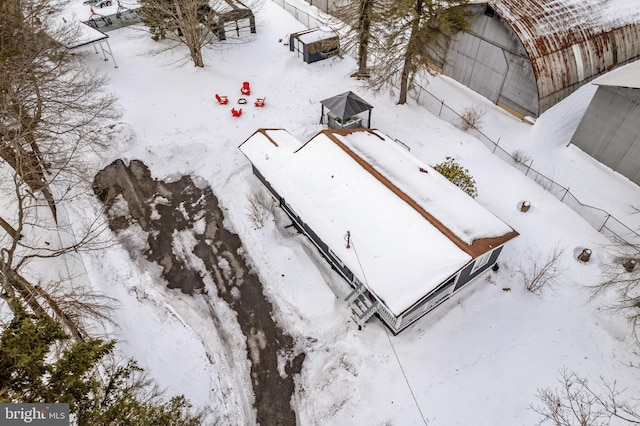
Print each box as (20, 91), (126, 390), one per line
(467, 0), (640, 113)
(296, 27), (338, 44)
(63, 21), (108, 49)
(43, 8), (109, 50)
(593, 60), (640, 89)
(240, 128), (517, 315)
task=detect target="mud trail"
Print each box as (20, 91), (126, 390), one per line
(93, 159), (304, 426)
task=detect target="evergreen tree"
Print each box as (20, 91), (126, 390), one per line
(332, 0), (384, 78)
(0, 304), (203, 425)
(371, 0), (469, 104)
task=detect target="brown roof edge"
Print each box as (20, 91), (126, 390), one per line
(239, 128), (282, 148)
(322, 129), (518, 257)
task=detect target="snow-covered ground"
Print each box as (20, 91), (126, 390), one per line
(52, 0), (640, 424)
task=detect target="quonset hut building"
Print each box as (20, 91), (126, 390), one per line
(240, 128), (518, 334)
(432, 0), (640, 118)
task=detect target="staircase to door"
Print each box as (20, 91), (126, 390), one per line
(345, 284), (378, 329)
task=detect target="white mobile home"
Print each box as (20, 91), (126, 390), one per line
(239, 128), (518, 334)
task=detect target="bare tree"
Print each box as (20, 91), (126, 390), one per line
(591, 234), (640, 336)
(532, 368), (640, 425)
(517, 245), (565, 294)
(370, 0), (469, 104)
(1, 0), (119, 338)
(139, 0), (223, 67)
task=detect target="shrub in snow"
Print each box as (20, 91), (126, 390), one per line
(246, 189), (274, 229)
(511, 149), (531, 165)
(517, 245), (564, 294)
(458, 105), (485, 132)
(432, 157), (478, 198)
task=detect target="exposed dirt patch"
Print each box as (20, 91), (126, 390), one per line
(93, 159), (304, 425)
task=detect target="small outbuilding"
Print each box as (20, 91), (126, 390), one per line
(320, 91), (373, 129)
(56, 20), (117, 67)
(569, 61), (640, 185)
(432, 0), (640, 118)
(211, 0), (256, 40)
(289, 27), (339, 64)
(239, 128), (518, 334)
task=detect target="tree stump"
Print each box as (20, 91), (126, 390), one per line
(520, 201), (531, 212)
(623, 258), (637, 272)
(577, 248), (591, 262)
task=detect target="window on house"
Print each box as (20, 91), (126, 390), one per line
(471, 250), (493, 274)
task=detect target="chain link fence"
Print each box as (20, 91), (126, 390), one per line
(271, 0), (322, 28)
(411, 80), (640, 245)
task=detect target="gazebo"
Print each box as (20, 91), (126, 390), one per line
(320, 91), (373, 129)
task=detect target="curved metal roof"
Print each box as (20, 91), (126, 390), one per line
(477, 0), (640, 113)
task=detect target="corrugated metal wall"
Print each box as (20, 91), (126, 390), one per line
(491, 0), (640, 115)
(571, 86), (640, 185)
(440, 1), (640, 117)
(442, 4), (538, 117)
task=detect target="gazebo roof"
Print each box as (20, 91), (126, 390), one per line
(320, 91), (373, 119)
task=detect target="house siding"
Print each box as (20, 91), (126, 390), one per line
(455, 246), (503, 291)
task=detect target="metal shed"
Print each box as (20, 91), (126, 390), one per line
(289, 27), (339, 64)
(569, 61), (640, 185)
(433, 0), (640, 118)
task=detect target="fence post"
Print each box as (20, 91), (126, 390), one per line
(493, 137), (500, 153)
(560, 187), (569, 202)
(439, 100), (444, 117)
(599, 214), (610, 232)
(526, 159), (533, 176)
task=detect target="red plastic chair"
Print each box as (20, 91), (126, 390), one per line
(241, 81), (251, 96)
(231, 108), (242, 117)
(255, 97), (266, 107)
(215, 94), (228, 105)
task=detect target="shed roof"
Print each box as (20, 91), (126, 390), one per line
(48, 19), (108, 50)
(297, 27), (338, 44)
(470, 0), (640, 113)
(239, 128), (517, 315)
(320, 91), (373, 120)
(593, 60), (640, 89)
